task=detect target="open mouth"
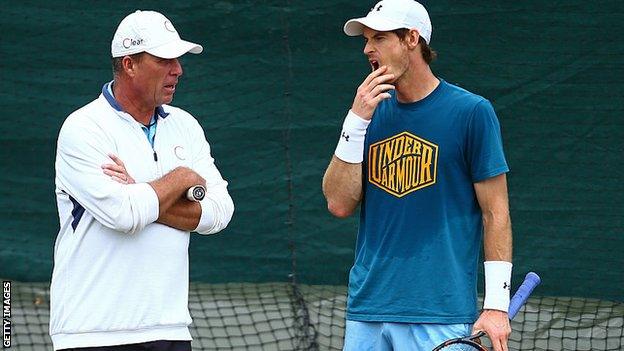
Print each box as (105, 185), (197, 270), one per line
(370, 60), (379, 71)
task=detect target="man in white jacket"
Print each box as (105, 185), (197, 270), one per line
(50, 10), (234, 351)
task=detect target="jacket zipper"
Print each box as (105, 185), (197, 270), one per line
(151, 126), (158, 162)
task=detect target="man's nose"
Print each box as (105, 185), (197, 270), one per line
(171, 58), (183, 76)
(363, 41), (373, 55)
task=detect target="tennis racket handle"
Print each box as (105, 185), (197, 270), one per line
(508, 272), (541, 319)
(186, 185), (206, 202)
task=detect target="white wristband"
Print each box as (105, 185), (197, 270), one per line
(483, 261), (513, 312)
(334, 110), (371, 163)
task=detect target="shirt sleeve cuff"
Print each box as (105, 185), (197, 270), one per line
(127, 183), (160, 227)
(194, 199), (215, 234)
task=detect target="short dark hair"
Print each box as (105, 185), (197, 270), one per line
(111, 53), (144, 76)
(391, 28), (437, 64)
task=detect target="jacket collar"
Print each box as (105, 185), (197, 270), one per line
(102, 81), (169, 118)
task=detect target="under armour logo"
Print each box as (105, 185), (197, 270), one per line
(503, 282), (510, 290)
(370, 3), (383, 12)
(341, 131), (350, 142)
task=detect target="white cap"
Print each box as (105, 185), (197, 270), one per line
(111, 10), (203, 59)
(344, 0), (432, 44)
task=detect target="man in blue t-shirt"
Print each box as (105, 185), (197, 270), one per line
(322, 1), (513, 350)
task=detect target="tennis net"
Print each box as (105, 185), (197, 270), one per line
(7, 279), (623, 350)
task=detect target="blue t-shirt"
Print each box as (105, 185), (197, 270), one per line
(346, 79), (509, 324)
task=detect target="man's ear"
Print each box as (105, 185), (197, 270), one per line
(408, 29), (421, 49)
(122, 56), (137, 77)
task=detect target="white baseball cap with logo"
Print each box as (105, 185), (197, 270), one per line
(111, 10), (203, 59)
(343, 0), (432, 44)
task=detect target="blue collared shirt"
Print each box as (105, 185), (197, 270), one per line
(102, 81), (168, 147)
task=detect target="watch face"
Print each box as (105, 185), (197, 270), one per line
(193, 186), (206, 201)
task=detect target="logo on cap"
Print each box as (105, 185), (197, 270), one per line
(164, 20), (176, 33)
(122, 38), (144, 49)
(369, 1), (384, 13)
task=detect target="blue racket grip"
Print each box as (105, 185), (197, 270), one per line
(508, 272), (541, 319)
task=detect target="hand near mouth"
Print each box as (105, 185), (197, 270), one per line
(350, 65), (395, 120)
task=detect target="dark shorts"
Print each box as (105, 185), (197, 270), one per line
(59, 340), (191, 351)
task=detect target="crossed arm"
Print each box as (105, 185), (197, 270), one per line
(102, 155), (204, 231)
(56, 115), (234, 235)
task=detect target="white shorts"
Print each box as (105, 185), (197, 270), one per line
(343, 320), (472, 351)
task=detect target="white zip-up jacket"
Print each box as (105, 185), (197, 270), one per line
(49, 83), (234, 350)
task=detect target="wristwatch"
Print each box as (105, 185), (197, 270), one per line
(186, 185), (206, 202)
